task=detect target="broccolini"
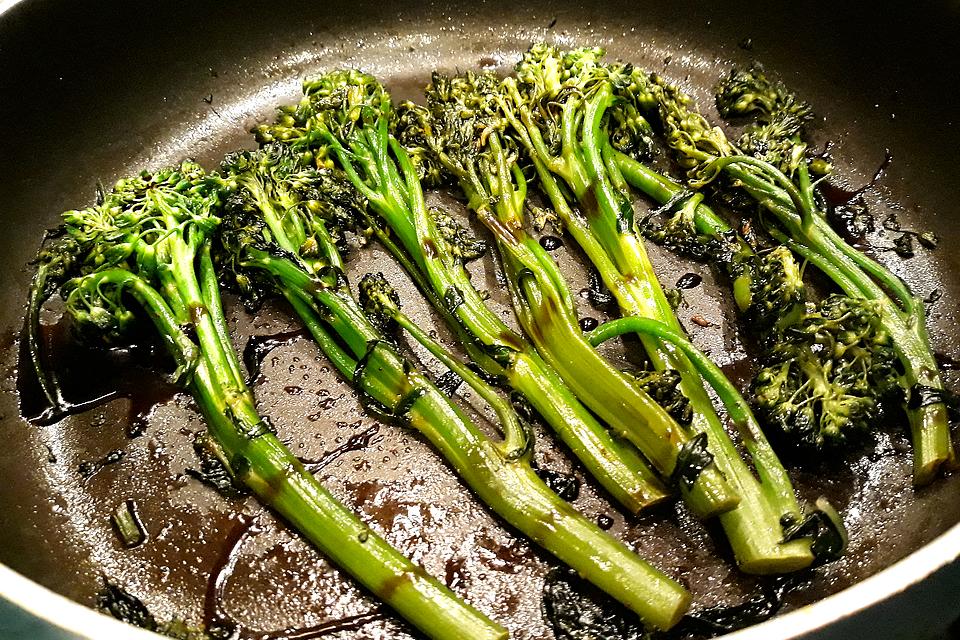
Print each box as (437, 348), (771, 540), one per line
(630, 63), (954, 485)
(215, 144), (692, 630)
(27, 161), (505, 640)
(498, 44), (818, 573)
(254, 69), (671, 514)
(396, 69), (741, 519)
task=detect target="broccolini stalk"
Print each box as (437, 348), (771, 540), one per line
(501, 44), (816, 573)
(586, 317), (799, 523)
(586, 316), (848, 563)
(398, 70), (740, 519)
(641, 65), (955, 485)
(216, 147), (692, 630)
(32, 162), (501, 640)
(616, 150), (900, 450)
(25, 231), (82, 423)
(255, 69), (671, 513)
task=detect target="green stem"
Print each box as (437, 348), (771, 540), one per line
(697, 156), (809, 225)
(462, 129), (736, 515)
(194, 272), (504, 638)
(508, 255), (736, 517)
(192, 365), (505, 640)
(511, 85), (815, 572)
(82, 263), (502, 639)
(280, 286), (357, 379)
(508, 351), (671, 510)
(391, 311), (528, 457)
(588, 318), (802, 523)
(611, 149), (735, 239)
(336, 124), (669, 513)
(198, 242), (246, 389)
(245, 249), (376, 356)
(765, 226), (862, 296)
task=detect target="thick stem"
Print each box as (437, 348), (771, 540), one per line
(515, 90), (814, 571)
(190, 361), (504, 640)
(80, 261), (502, 639)
(335, 124), (669, 513)
(506, 247), (738, 518)
(588, 318), (803, 524)
(345, 340), (690, 630)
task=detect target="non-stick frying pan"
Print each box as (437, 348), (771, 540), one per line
(1, 0), (958, 638)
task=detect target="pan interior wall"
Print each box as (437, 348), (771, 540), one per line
(0, 1), (958, 638)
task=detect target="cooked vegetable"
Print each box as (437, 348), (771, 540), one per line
(25, 230), (81, 424)
(498, 44), (816, 573)
(585, 316), (846, 560)
(623, 63), (954, 485)
(254, 69), (672, 514)
(620, 149), (900, 450)
(111, 498), (146, 548)
(215, 145), (691, 630)
(21, 38), (950, 639)
(396, 70), (740, 520)
(98, 580), (206, 640)
(715, 64), (813, 176)
(27, 161), (502, 640)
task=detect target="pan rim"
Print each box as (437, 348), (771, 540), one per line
(0, 564), (162, 639)
(1, 518), (958, 638)
(723, 519), (960, 639)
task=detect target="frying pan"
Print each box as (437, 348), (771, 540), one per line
(0, 0), (958, 638)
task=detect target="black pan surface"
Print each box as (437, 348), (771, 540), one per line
(1, 1), (959, 638)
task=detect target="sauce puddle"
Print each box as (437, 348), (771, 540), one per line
(299, 424), (382, 472)
(17, 315), (179, 433)
(243, 329), (311, 384)
(204, 514), (387, 639)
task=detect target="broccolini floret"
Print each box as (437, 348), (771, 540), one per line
(754, 294), (897, 448)
(639, 63), (955, 484)
(714, 64), (813, 174)
(625, 148), (901, 451)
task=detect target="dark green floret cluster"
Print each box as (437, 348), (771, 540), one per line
(714, 65), (813, 173)
(615, 53), (951, 482)
(752, 294), (898, 448)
